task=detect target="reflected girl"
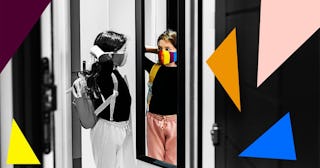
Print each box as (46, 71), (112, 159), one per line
(144, 30), (178, 165)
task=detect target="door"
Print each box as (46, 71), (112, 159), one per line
(215, 0), (320, 167)
(11, 21), (44, 168)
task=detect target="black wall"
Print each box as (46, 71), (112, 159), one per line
(215, 0), (320, 167)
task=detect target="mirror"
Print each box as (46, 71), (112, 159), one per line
(136, 0), (184, 167)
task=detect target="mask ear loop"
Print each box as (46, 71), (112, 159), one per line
(90, 45), (114, 61)
(90, 45), (104, 59)
(120, 44), (128, 66)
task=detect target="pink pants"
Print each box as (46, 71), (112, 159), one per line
(147, 112), (177, 165)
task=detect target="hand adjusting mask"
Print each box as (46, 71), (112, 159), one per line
(90, 45), (127, 67)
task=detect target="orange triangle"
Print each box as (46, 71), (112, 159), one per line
(206, 28), (241, 111)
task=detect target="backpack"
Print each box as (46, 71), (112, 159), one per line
(73, 72), (119, 129)
(146, 64), (161, 111)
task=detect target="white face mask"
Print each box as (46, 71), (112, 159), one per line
(90, 45), (127, 67)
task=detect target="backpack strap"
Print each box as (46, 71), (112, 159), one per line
(94, 72), (119, 121)
(149, 64), (161, 83)
(123, 75), (129, 88)
(109, 73), (118, 121)
(147, 64), (161, 110)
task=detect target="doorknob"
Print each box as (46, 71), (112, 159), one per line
(211, 123), (219, 146)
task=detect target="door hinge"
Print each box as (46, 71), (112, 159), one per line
(41, 57), (56, 154)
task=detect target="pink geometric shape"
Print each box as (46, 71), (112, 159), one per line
(257, 0), (320, 87)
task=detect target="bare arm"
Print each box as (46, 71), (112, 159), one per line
(143, 45), (157, 72)
(145, 45), (158, 54)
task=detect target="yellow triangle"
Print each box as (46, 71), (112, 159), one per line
(206, 28), (241, 111)
(7, 119), (41, 164)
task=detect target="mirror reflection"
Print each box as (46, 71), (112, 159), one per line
(144, 0), (178, 165)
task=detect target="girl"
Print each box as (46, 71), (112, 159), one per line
(144, 30), (178, 165)
(73, 31), (135, 168)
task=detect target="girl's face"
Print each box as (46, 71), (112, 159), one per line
(158, 39), (177, 52)
(157, 39), (177, 67)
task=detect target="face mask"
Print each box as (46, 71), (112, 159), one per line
(90, 45), (127, 67)
(158, 50), (177, 65)
(112, 53), (127, 67)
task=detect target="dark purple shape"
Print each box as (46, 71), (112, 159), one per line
(0, 0), (51, 73)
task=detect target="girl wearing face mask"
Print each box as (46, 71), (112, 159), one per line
(73, 31), (135, 168)
(144, 30), (178, 165)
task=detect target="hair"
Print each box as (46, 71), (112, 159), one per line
(94, 31), (127, 52)
(157, 29), (177, 48)
(87, 31), (127, 100)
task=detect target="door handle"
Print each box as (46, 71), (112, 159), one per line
(41, 57), (56, 154)
(211, 123), (219, 146)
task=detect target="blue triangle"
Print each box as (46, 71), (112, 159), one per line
(239, 112), (296, 160)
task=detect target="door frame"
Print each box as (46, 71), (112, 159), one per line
(52, 0), (73, 167)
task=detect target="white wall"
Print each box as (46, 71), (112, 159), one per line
(144, 0), (166, 63)
(52, 0), (73, 167)
(0, 60), (13, 168)
(145, 0), (167, 46)
(202, 0), (216, 167)
(80, 0), (110, 71)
